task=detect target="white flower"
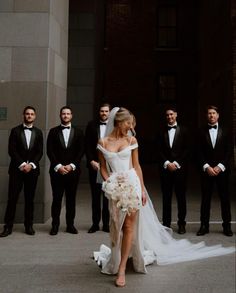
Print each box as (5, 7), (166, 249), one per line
(102, 170), (141, 215)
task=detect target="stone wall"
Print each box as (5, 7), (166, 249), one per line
(0, 0), (69, 223)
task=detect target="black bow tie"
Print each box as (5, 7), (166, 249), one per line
(168, 125), (177, 130)
(100, 122), (107, 126)
(61, 125), (70, 130)
(208, 125), (217, 129)
(23, 126), (33, 131)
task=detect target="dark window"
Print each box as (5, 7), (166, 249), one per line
(157, 5), (177, 48)
(158, 74), (177, 102)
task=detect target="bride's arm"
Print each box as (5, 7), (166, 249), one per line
(97, 139), (109, 181)
(98, 150), (109, 181)
(131, 144), (147, 206)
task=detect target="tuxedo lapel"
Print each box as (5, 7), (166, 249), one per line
(20, 127), (28, 150)
(205, 128), (213, 148)
(164, 130), (170, 148)
(28, 128), (36, 150)
(97, 124), (101, 139)
(67, 127), (75, 148)
(172, 125), (180, 148)
(215, 126), (222, 146)
(58, 128), (66, 149)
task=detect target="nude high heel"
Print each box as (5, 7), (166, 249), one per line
(115, 272), (126, 287)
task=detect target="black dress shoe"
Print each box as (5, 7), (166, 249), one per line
(88, 225), (99, 233)
(25, 226), (35, 235)
(178, 224), (186, 234)
(66, 226), (78, 234)
(102, 226), (110, 233)
(223, 226), (233, 237)
(196, 225), (209, 236)
(50, 225), (58, 236)
(0, 226), (12, 237)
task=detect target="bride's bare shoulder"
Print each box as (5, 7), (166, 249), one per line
(98, 136), (109, 147)
(130, 136), (138, 145)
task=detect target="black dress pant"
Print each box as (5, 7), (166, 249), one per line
(200, 171), (231, 227)
(160, 168), (187, 227)
(50, 171), (79, 227)
(4, 171), (38, 228)
(88, 167), (109, 227)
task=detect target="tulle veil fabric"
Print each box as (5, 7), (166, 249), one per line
(93, 107), (235, 274)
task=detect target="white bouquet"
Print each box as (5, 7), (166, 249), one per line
(102, 169), (141, 215)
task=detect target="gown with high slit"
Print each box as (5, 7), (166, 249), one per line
(93, 142), (235, 275)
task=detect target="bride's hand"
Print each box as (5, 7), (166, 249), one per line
(142, 190), (147, 206)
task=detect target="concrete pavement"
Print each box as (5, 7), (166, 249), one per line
(0, 170), (235, 293)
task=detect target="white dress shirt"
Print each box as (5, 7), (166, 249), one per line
(54, 123), (76, 172)
(99, 121), (107, 138)
(18, 124), (36, 170)
(203, 123), (225, 172)
(164, 123), (181, 169)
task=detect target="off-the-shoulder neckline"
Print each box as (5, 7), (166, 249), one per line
(97, 143), (138, 154)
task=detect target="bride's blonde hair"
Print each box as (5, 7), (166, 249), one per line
(114, 107), (132, 126)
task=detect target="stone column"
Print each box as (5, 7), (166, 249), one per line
(0, 0), (69, 223)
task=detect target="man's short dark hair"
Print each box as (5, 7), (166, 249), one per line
(207, 105), (219, 113)
(99, 102), (111, 110)
(165, 105), (177, 113)
(60, 106), (73, 114)
(23, 106), (36, 114)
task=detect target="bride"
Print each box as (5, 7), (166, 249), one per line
(94, 107), (235, 287)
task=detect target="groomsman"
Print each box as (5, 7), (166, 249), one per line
(85, 103), (111, 233)
(0, 106), (43, 237)
(197, 105), (233, 236)
(47, 106), (84, 235)
(157, 107), (189, 234)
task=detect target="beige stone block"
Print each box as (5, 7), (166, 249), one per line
(49, 16), (61, 54)
(0, 47), (12, 82)
(46, 83), (66, 129)
(50, 0), (69, 30)
(0, 81), (47, 129)
(0, 13), (49, 47)
(14, 0), (50, 12)
(60, 28), (68, 61)
(12, 47), (48, 82)
(0, 130), (9, 166)
(68, 47), (94, 69)
(0, 0), (14, 12)
(54, 53), (67, 89)
(47, 48), (55, 84)
(67, 86), (94, 104)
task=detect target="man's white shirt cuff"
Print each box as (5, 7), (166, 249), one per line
(54, 164), (62, 172)
(70, 163), (76, 171)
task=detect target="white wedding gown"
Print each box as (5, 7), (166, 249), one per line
(94, 143), (235, 275)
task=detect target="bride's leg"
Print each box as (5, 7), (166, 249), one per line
(116, 212), (137, 286)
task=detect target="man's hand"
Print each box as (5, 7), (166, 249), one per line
(21, 163), (33, 173)
(58, 166), (70, 175)
(167, 163), (178, 172)
(90, 160), (100, 171)
(213, 166), (222, 175)
(206, 166), (218, 176)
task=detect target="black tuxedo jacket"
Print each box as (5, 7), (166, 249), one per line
(158, 125), (189, 168)
(198, 125), (232, 170)
(47, 125), (84, 173)
(8, 124), (43, 175)
(85, 120), (100, 167)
